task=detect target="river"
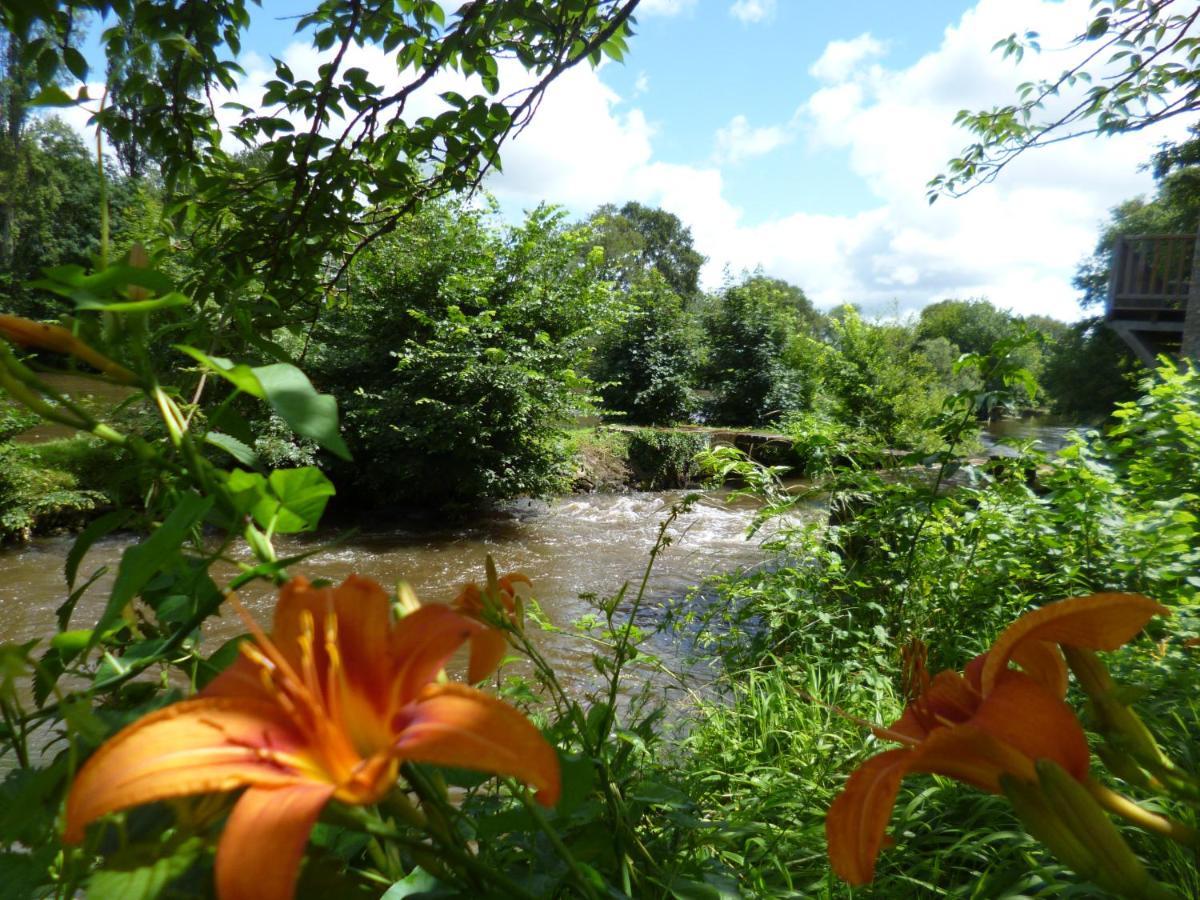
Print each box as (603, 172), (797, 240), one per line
(0, 418), (1084, 687)
(0, 490), (800, 694)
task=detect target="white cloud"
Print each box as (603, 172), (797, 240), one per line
(485, 0), (1188, 321)
(637, 0), (697, 17)
(713, 114), (790, 163)
(809, 33), (886, 83)
(729, 0), (777, 24)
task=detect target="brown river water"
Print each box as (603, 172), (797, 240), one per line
(0, 490), (811, 694)
(0, 410), (1078, 692)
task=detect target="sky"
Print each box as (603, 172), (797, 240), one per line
(67, 0), (1193, 321)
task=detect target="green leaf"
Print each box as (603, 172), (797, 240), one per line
(266, 467), (335, 533)
(66, 510), (132, 590)
(30, 85), (75, 107)
(63, 46), (89, 79)
(204, 431), (261, 468)
(174, 347), (267, 398)
(382, 868), (443, 899)
(253, 364), (352, 460)
(93, 639), (169, 686)
(175, 351), (351, 459)
(75, 292), (191, 313)
(86, 834), (206, 900)
(92, 494), (213, 645)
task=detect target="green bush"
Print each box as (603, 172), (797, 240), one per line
(0, 437), (127, 542)
(308, 201), (615, 510)
(703, 274), (817, 426)
(823, 306), (945, 450)
(592, 272), (699, 425)
(626, 429), (708, 489)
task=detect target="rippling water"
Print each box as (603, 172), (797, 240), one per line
(980, 416), (1089, 457)
(0, 490), (817, 691)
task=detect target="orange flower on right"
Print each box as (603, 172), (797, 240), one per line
(826, 592), (1167, 885)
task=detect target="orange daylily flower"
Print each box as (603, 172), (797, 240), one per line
(827, 592), (1166, 885)
(452, 572), (531, 683)
(65, 575), (560, 900)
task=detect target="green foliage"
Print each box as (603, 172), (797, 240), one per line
(593, 272), (699, 425)
(0, 436), (128, 542)
(824, 306), (945, 449)
(626, 429), (709, 489)
(1040, 317), (1140, 418)
(0, 118), (146, 317)
(704, 274), (817, 426)
(587, 201), (706, 299)
(933, 0), (1200, 198)
(308, 202), (612, 509)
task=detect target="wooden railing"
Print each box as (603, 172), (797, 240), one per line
(1107, 233), (1194, 317)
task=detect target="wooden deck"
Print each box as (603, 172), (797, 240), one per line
(1106, 232), (1196, 365)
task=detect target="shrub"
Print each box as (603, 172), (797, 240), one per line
(626, 429), (708, 489)
(308, 201), (615, 510)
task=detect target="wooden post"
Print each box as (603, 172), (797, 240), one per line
(1182, 223), (1200, 362)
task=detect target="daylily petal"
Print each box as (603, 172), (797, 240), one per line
(65, 698), (322, 844)
(982, 593), (1167, 694)
(202, 649), (276, 704)
(826, 748), (913, 885)
(326, 575), (393, 706)
(215, 783), (334, 900)
(1008, 639), (1068, 699)
(271, 577), (335, 681)
(887, 669), (978, 740)
(966, 670), (1090, 781)
(387, 605), (483, 708)
(907, 723), (1037, 793)
(393, 682), (561, 807)
(467, 628), (509, 684)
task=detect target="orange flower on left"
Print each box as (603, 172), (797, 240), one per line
(64, 575), (561, 900)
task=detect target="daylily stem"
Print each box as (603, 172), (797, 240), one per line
(1086, 780), (1200, 848)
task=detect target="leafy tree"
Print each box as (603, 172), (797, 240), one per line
(5, 0), (641, 338)
(933, 0), (1200, 198)
(592, 271), (699, 424)
(703, 273), (813, 426)
(1, 18), (87, 270)
(915, 298), (1049, 404)
(307, 201), (612, 509)
(916, 298), (1017, 356)
(587, 201), (706, 298)
(0, 117), (145, 316)
(824, 305), (944, 448)
(1040, 317), (1140, 417)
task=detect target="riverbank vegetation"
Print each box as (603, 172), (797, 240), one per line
(2, 1), (1200, 898)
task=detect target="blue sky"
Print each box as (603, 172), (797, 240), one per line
(601, 0), (973, 221)
(68, 0), (1190, 320)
